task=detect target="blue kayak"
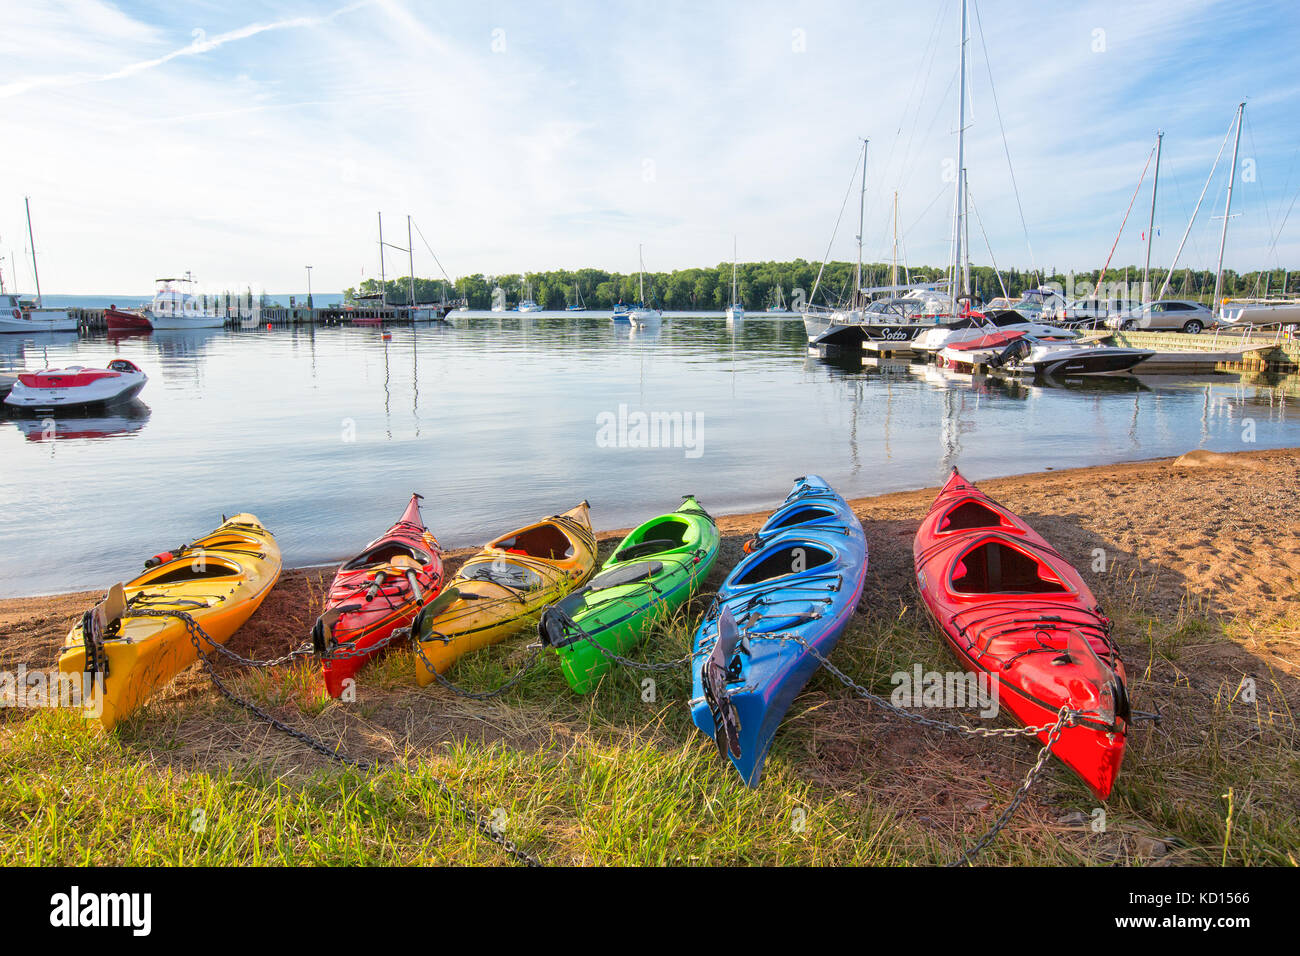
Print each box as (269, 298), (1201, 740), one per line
(690, 475), (868, 786)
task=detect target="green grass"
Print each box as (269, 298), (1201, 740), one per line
(2, 581), (1297, 866)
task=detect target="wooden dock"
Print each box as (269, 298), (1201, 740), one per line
(68, 300), (464, 332)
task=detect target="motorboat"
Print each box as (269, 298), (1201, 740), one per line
(915, 309), (1079, 355)
(146, 275), (224, 329)
(994, 339), (1154, 377)
(105, 304), (152, 331)
(4, 359), (147, 411)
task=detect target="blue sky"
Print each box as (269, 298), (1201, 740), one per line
(1, 0), (1298, 294)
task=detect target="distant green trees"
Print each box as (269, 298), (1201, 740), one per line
(344, 262), (1296, 310)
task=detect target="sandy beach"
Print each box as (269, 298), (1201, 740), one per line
(2, 446), (1297, 865)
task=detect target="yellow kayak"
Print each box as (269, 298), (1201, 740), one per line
(414, 501), (597, 683)
(58, 514), (282, 730)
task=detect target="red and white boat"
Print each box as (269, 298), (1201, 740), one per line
(3, 359), (148, 412)
(105, 304), (153, 332)
(913, 469), (1130, 798)
(313, 493), (445, 697)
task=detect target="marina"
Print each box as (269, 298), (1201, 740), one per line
(1, 0), (1298, 884)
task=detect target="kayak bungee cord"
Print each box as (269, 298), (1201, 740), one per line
(122, 606), (543, 867)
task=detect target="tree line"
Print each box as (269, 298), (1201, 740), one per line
(344, 262), (1297, 310)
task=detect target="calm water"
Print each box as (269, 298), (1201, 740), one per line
(2, 316), (1297, 597)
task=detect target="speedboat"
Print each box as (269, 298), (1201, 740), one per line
(995, 339), (1155, 378)
(0, 294), (76, 333)
(4, 359), (147, 411)
(914, 309), (1077, 355)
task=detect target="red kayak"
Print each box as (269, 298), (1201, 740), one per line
(313, 494), (444, 697)
(913, 469), (1130, 798)
(105, 306), (152, 331)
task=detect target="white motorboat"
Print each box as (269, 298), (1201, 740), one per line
(4, 359), (147, 411)
(915, 309), (1078, 354)
(146, 274), (224, 329)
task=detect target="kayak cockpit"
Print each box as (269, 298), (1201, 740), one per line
(734, 543), (834, 586)
(951, 539), (1069, 594)
(768, 505), (838, 530)
(493, 522), (575, 560)
(614, 516), (692, 561)
(939, 499), (1013, 532)
(344, 542), (432, 569)
(460, 559), (544, 591)
(138, 556), (244, 585)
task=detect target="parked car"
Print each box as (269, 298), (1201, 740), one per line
(1104, 300), (1213, 333)
(1048, 297), (1141, 329)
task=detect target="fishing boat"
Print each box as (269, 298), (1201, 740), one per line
(913, 469), (1129, 798)
(146, 274), (224, 329)
(690, 475), (868, 786)
(314, 494), (444, 698)
(725, 237), (744, 324)
(104, 304), (152, 332)
(412, 502), (598, 682)
(4, 359), (147, 412)
(58, 514), (282, 730)
(0, 200), (76, 333)
(540, 496), (720, 693)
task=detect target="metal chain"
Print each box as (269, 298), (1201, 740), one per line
(411, 634), (544, 700)
(752, 633), (1074, 739)
(124, 608), (542, 867)
(949, 706), (1074, 866)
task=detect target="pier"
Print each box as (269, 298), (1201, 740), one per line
(68, 300), (466, 333)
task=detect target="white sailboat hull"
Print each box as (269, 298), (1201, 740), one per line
(0, 310), (76, 333)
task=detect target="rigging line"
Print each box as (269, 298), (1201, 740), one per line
(1242, 112), (1289, 296)
(885, 0), (951, 195)
(972, 0), (1040, 286)
(809, 139), (868, 308)
(967, 184), (1009, 300)
(1095, 143), (1156, 297)
(411, 220), (454, 284)
(897, 68), (959, 201)
(1157, 111), (1237, 299)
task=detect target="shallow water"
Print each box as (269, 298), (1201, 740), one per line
(1, 315), (1296, 596)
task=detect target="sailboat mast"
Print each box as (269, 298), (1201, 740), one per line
(856, 139), (868, 307)
(732, 235), (738, 303)
(1143, 130), (1163, 299)
(638, 244), (645, 304)
(378, 211), (387, 307)
(950, 0), (969, 310)
(407, 215), (415, 308)
(891, 191), (899, 289)
(24, 197), (42, 308)
(1212, 103), (1245, 319)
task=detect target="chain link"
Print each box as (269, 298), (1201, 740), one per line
(412, 633), (544, 699)
(123, 608), (542, 867)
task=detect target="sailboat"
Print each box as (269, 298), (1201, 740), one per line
(0, 199), (76, 334)
(766, 285), (787, 313)
(725, 237), (744, 324)
(624, 245), (661, 327)
(566, 282), (587, 311)
(803, 0), (987, 348)
(517, 278), (542, 312)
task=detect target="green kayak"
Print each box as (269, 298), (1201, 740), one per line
(539, 496), (720, 692)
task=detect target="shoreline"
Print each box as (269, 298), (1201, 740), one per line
(3, 446), (1297, 611)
